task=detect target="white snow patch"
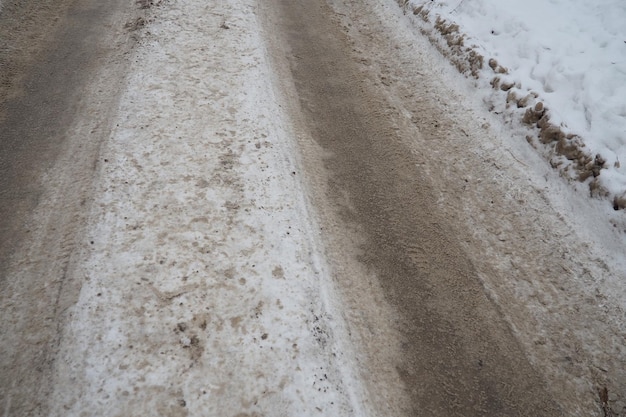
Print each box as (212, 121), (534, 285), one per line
(408, 0), (626, 198)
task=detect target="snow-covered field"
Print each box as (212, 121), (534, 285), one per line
(406, 0), (626, 207)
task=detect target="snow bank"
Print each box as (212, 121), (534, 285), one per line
(405, 0), (626, 208)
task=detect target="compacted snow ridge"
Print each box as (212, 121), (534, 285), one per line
(404, 0), (626, 209)
(48, 0), (367, 415)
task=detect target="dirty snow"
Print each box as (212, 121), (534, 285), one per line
(38, 0), (626, 415)
(407, 0), (626, 199)
(48, 0), (368, 415)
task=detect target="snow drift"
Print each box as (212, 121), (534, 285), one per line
(403, 0), (626, 209)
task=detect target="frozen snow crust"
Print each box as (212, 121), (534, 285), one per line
(404, 0), (626, 209)
(48, 0), (369, 415)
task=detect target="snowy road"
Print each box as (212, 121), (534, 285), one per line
(1, 0), (626, 416)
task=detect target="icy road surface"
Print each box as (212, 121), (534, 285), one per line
(0, 0), (625, 416)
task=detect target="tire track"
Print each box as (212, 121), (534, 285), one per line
(266, 0), (563, 415)
(0, 0), (142, 414)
